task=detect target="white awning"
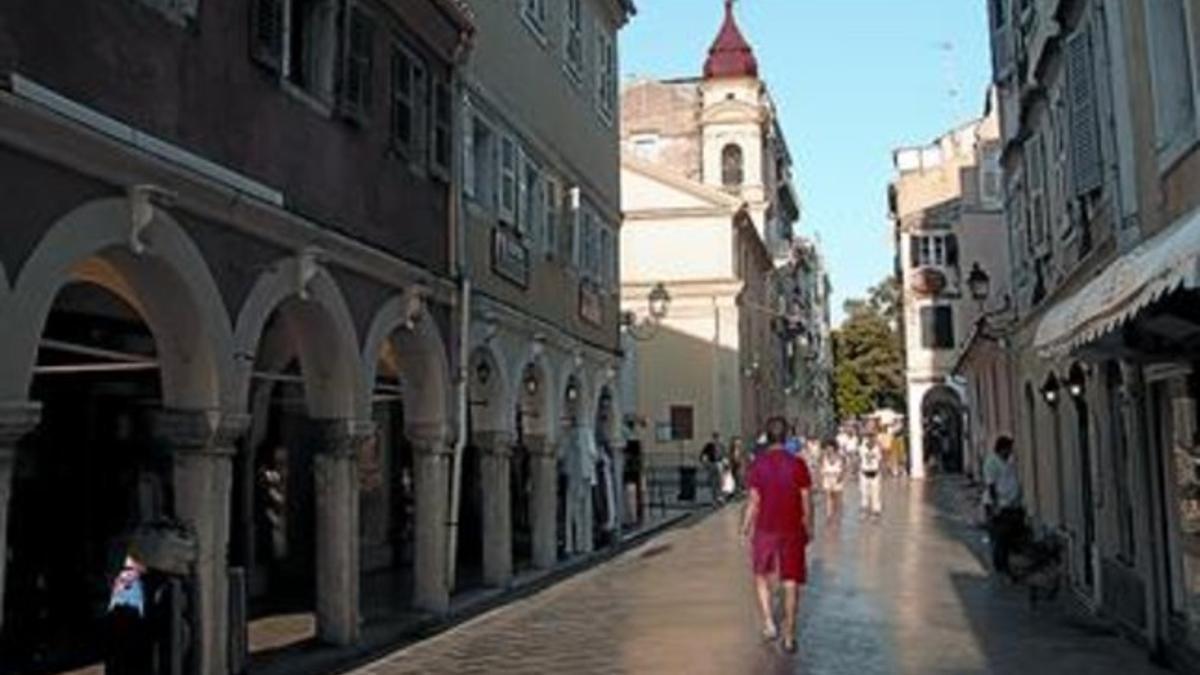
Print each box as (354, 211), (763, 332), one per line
(1034, 205), (1200, 357)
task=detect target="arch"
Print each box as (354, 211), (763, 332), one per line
(234, 259), (365, 420)
(515, 348), (555, 440)
(921, 384), (964, 474)
(556, 358), (593, 430)
(721, 143), (744, 188)
(1, 197), (234, 409)
(361, 296), (453, 440)
(590, 365), (621, 444)
(467, 342), (514, 435)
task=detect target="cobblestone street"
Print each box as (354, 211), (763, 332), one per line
(350, 479), (1166, 675)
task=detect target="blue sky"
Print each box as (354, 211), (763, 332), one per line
(621, 0), (993, 324)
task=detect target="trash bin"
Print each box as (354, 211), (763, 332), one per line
(678, 466), (697, 502)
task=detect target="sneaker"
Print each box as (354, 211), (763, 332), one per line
(761, 621), (778, 642)
(781, 636), (797, 654)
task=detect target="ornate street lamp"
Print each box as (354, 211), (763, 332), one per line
(1067, 365), (1087, 400)
(623, 282), (672, 341)
(1040, 374), (1061, 406)
(523, 368), (539, 396)
(967, 262), (991, 308)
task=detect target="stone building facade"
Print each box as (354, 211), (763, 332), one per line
(889, 100), (1006, 479)
(984, 0), (1200, 667)
(0, 0), (633, 672)
(618, 2), (806, 469)
(455, 0), (634, 581)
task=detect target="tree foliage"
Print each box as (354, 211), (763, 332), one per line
(832, 277), (905, 420)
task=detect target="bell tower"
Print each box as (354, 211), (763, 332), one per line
(700, 1), (769, 223)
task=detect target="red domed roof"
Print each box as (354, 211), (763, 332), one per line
(703, 0), (758, 79)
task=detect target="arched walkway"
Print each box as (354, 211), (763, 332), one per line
(360, 296), (454, 614)
(0, 197), (235, 674)
(232, 258), (367, 649)
(921, 385), (965, 474)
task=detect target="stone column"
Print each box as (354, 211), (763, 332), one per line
(476, 430), (514, 587)
(411, 424), (451, 613)
(310, 419), (372, 646)
(0, 401), (40, 635)
(527, 434), (558, 569)
(151, 408), (249, 675)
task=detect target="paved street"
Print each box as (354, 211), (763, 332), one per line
(350, 479), (1166, 675)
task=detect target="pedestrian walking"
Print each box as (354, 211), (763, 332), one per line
(729, 437), (746, 495)
(699, 433), (724, 505)
(740, 416), (813, 654)
(983, 436), (1024, 576)
(859, 435), (883, 520)
(820, 438), (845, 524)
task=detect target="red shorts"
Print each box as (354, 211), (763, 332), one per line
(752, 532), (807, 583)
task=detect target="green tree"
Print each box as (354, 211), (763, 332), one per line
(832, 277), (905, 421)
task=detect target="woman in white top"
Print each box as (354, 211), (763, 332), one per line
(820, 439), (846, 524)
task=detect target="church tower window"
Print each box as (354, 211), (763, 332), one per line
(722, 143), (744, 188)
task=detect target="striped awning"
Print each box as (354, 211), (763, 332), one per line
(1034, 205), (1200, 357)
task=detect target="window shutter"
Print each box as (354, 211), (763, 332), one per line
(251, 0), (284, 71)
(499, 136), (516, 224)
(463, 111), (476, 199)
(946, 234), (960, 268)
(936, 306), (955, 348)
(517, 150), (530, 235)
(920, 306), (936, 349)
(544, 177), (558, 257)
(1067, 22), (1103, 196)
(909, 235), (921, 268)
(340, 6), (374, 121)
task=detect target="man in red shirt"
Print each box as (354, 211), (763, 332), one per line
(740, 416), (814, 653)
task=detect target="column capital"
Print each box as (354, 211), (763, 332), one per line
(311, 418), (377, 459)
(151, 409), (250, 456)
(0, 401), (41, 448)
(523, 433), (556, 458)
(475, 430), (515, 457)
(409, 421), (453, 456)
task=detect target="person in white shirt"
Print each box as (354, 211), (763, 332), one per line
(859, 436), (884, 519)
(820, 439), (846, 524)
(983, 436), (1023, 575)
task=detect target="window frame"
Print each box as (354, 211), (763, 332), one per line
(919, 304), (956, 350)
(668, 404), (695, 442)
(596, 28), (617, 124)
(390, 41), (428, 163)
(543, 175), (561, 259)
(339, 3), (375, 123)
(521, 0), (550, 43)
(1144, 0), (1200, 170)
(499, 134), (518, 225)
(563, 0), (585, 85)
(429, 76), (453, 180)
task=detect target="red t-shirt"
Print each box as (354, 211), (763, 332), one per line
(748, 448), (812, 538)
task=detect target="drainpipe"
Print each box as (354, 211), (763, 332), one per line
(445, 35), (472, 594)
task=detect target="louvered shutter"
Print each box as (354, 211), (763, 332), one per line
(1067, 22), (1103, 196)
(340, 5), (374, 121)
(251, 0), (284, 72)
(909, 235), (921, 268)
(920, 307), (936, 349)
(946, 234), (960, 268)
(463, 110), (476, 199)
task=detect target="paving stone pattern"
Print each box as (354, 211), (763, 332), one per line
(350, 479), (1168, 675)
